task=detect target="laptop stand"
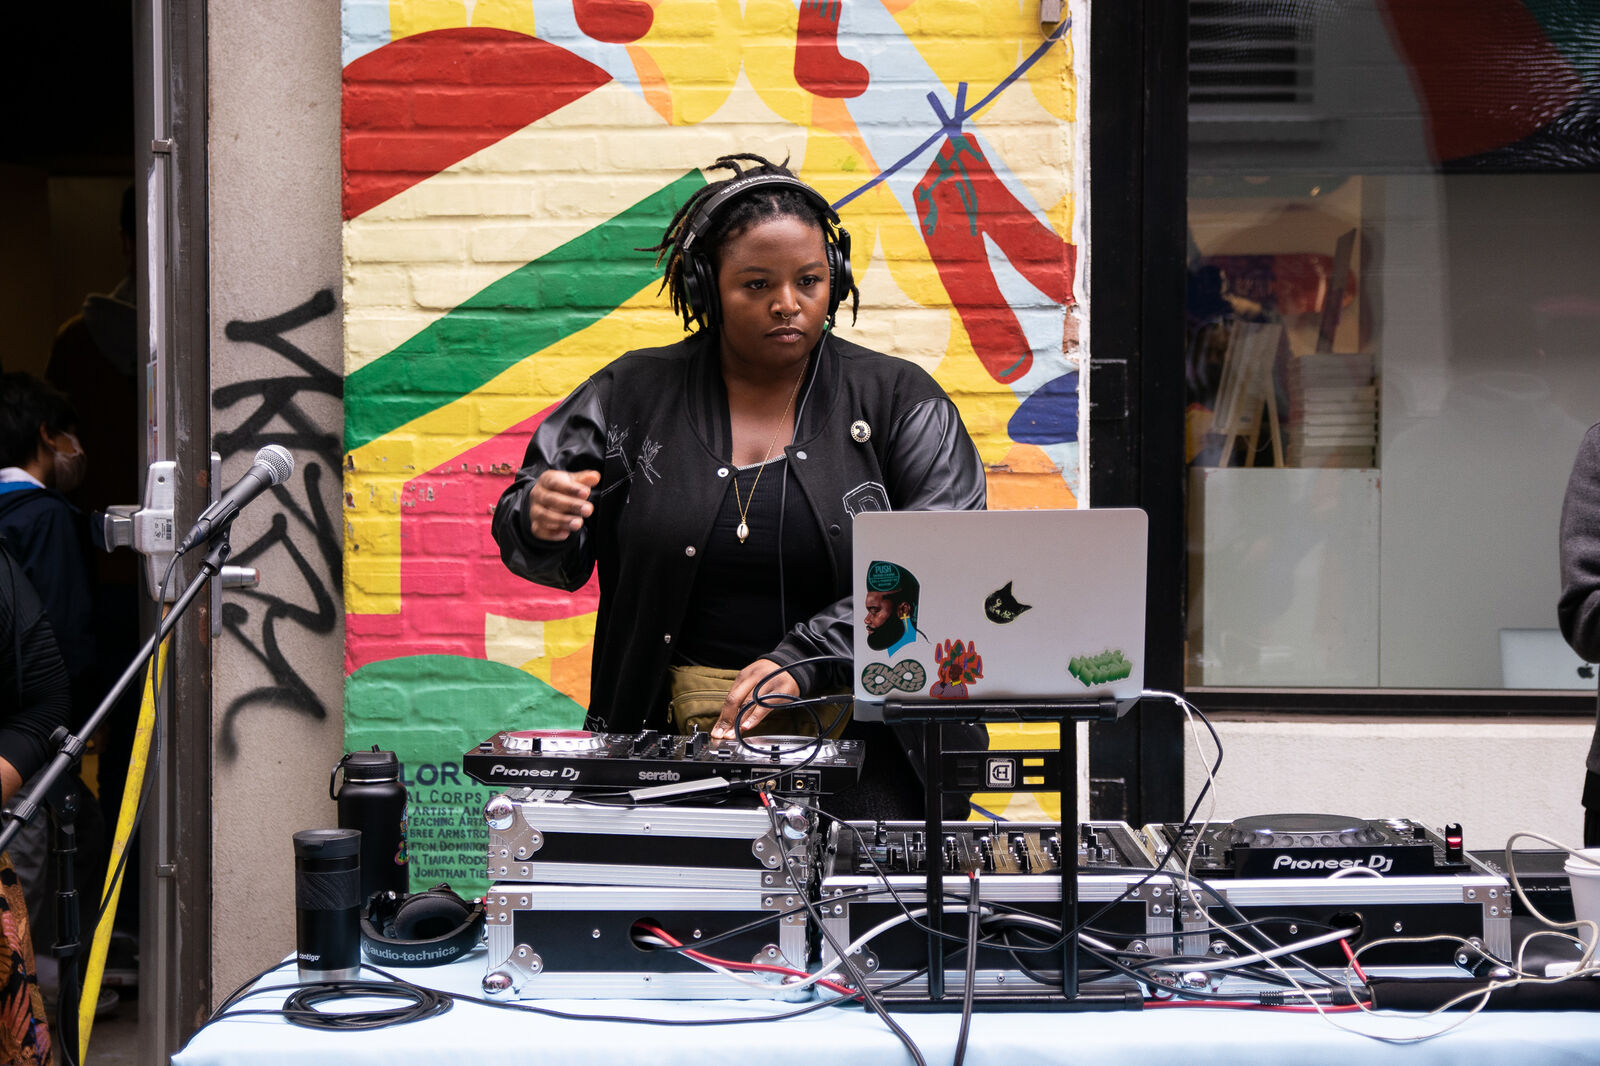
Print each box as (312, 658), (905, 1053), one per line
(880, 694), (1136, 1009)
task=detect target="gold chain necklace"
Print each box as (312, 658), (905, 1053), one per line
(731, 362), (807, 544)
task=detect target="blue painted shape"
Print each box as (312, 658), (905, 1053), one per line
(1008, 371), (1079, 444)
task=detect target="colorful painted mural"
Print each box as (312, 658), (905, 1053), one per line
(341, 0), (1084, 891)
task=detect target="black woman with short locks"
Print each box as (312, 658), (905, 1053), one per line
(492, 154), (986, 819)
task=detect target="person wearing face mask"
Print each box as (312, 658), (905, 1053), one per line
(0, 373), (96, 711)
(0, 372), (110, 999)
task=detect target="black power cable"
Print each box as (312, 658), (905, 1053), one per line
(282, 979), (453, 1031)
(953, 871), (981, 1066)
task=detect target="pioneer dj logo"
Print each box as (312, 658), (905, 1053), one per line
(986, 758), (1016, 789)
(490, 763), (582, 781)
(1271, 854), (1394, 874)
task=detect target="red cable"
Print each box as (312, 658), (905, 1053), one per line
(1339, 938), (1369, 984)
(636, 922), (858, 998)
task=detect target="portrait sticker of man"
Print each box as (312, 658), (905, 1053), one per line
(864, 560), (922, 656)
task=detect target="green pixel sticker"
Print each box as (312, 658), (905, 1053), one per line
(1068, 649), (1134, 687)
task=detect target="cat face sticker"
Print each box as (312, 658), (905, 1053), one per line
(984, 580), (1032, 624)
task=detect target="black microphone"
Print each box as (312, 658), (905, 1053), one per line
(177, 444), (294, 553)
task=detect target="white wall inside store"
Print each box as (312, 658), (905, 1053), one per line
(1180, 715), (1591, 854)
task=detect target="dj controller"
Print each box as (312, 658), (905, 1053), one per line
(1145, 813), (1471, 879)
(1144, 814), (1512, 967)
(464, 728), (864, 795)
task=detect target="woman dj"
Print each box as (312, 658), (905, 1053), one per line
(491, 154), (986, 818)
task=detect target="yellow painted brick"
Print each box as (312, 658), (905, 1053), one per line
(467, 221), (577, 266)
(343, 558), (402, 593)
(408, 177), (536, 219)
(344, 221), (469, 264)
(472, 396), (545, 435)
(342, 263), (413, 307)
(344, 313), (431, 367)
(599, 129), (729, 172)
(351, 437), (420, 472)
(345, 590), (402, 616)
(408, 263), (515, 312)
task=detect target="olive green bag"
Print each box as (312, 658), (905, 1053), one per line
(666, 664), (850, 738)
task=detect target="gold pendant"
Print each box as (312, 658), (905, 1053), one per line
(736, 521), (749, 543)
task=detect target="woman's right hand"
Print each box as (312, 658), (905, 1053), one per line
(527, 469), (601, 541)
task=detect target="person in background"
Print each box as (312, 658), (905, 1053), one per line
(48, 183), (144, 947)
(0, 545), (68, 1062)
(1560, 422), (1600, 845)
(493, 154), (987, 820)
(0, 372), (107, 993)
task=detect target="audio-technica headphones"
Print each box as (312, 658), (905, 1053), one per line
(679, 171), (854, 334)
(360, 885), (485, 967)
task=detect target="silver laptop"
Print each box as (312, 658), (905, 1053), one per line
(1499, 628), (1598, 690)
(850, 508), (1148, 717)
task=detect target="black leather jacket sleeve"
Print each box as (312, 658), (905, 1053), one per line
(769, 393), (987, 693)
(1562, 424), (1600, 662)
(491, 380), (607, 593)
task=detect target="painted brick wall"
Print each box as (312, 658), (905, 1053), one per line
(340, 0), (1087, 890)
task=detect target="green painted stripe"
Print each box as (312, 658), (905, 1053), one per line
(345, 170), (706, 452)
(1522, 1), (1600, 82)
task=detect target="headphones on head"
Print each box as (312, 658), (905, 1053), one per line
(360, 884), (485, 967)
(680, 172), (854, 334)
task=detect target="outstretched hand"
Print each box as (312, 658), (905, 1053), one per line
(527, 468), (601, 541)
(710, 658), (800, 741)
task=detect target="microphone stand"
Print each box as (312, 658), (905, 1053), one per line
(0, 534), (231, 1065)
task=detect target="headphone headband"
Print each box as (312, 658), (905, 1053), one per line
(360, 885), (485, 967)
(680, 170), (853, 333)
(682, 172), (840, 254)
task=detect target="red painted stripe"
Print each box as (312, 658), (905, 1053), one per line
(345, 404), (602, 673)
(1379, 0), (1582, 162)
(342, 28), (611, 219)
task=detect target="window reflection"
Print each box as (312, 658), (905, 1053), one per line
(1182, 1), (1600, 692)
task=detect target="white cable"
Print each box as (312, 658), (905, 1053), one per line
(633, 934), (784, 991)
(1162, 926), (1358, 973)
(972, 909), (1118, 955)
(1501, 830), (1600, 965)
(812, 906), (930, 979)
(1136, 694), (1600, 1042)
(803, 902), (1093, 994)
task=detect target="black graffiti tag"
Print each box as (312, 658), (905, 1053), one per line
(214, 289), (342, 757)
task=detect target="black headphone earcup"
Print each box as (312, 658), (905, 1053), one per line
(828, 226), (853, 324)
(683, 250), (719, 333)
(390, 891), (471, 941)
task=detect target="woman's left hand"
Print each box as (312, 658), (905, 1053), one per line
(710, 658), (799, 741)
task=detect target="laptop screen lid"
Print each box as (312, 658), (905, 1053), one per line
(850, 508), (1148, 717)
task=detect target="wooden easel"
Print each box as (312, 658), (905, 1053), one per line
(1212, 319), (1285, 467)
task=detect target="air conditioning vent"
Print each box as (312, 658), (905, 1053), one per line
(1190, 0), (1317, 118)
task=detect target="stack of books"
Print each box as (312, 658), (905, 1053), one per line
(1286, 352), (1377, 468)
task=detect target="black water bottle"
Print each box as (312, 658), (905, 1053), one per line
(331, 747), (410, 901)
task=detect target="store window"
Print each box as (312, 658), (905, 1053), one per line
(1183, 1), (1600, 692)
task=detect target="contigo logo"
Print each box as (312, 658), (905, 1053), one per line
(1271, 853), (1394, 874)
